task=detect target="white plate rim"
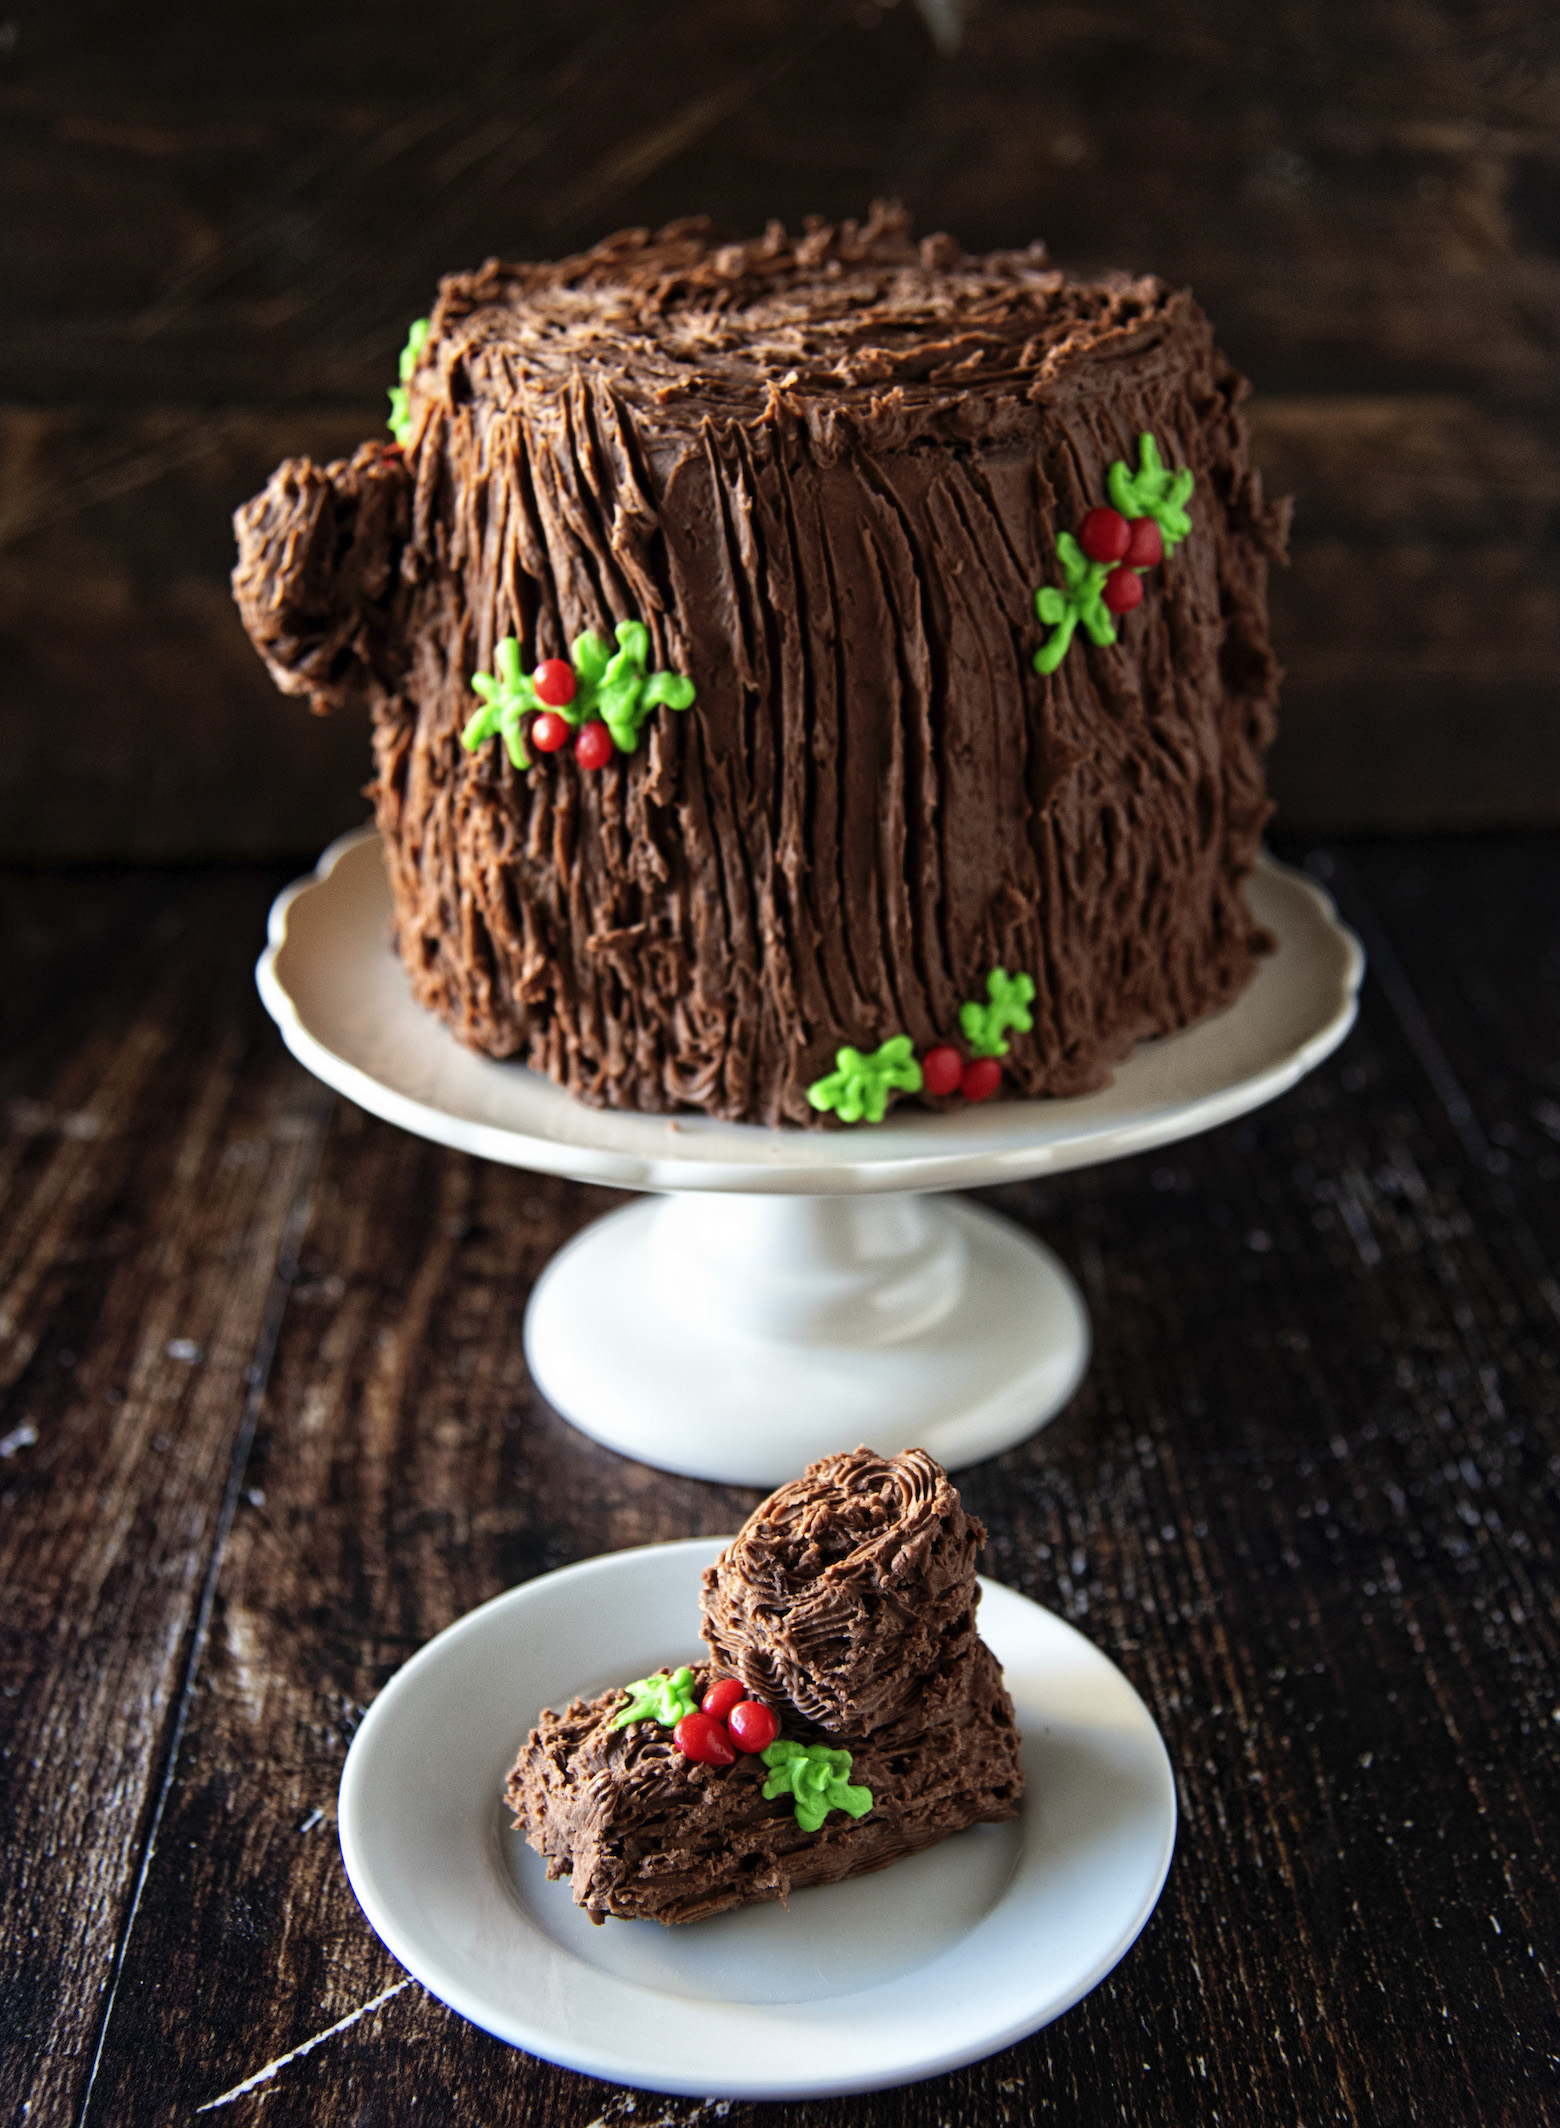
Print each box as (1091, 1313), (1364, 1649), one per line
(337, 1538), (1178, 2100)
(257, 829), (1362, 1197)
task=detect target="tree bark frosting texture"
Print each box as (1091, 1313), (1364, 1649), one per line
(233, 208), (1288, 1126)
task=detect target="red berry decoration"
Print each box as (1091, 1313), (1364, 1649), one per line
(574, 720), (614, 771)
(1125, 515), (1163, 568)
(533, 658), (577, 708)
(702, 1677), (746, 1722)
(961, 1056), (1002, 1104)
(1078, 506), (1131, 564)
(674, 1710), (736, 1766)
(727, 1700), (780, 1754)
(921, 1044), (963, 1098)
(1102, 565), (1144, 616)
(531, 711), (570, 754)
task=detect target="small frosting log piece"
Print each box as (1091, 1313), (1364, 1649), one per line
(699, 1446), (983, 1735)
(508, 1650), (1023, 1925)
(508, 1448), (1024, 1927)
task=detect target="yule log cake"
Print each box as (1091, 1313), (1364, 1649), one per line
(507, 1447), (1023, 1925)
(232, 203), (1290, 1129)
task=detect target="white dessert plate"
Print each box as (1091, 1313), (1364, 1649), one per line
(338, 1538), (1177, 2100)
(258, 827), (1362, 1196)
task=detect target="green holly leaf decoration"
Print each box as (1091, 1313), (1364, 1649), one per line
(959, 968), (1036, 1059)
(806, 1035), (923, 1125)
(760, 1740), (874, 1833)
(1032, 433), (1193, 674)
(610, 1666), (699, 1730)
(462, 637), (538, 768)
(578, 620), (698, 754)
(387, 317), (431, 449)
(1107, 433), (1194, 550)
(461, 621), (697, 772)
(1033, 531), (1115, 674)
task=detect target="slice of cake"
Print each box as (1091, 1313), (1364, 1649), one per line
(506, 1447), (1024, 1924)
(234, 203), (1289, 1127)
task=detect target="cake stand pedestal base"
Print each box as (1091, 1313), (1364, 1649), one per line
(258, 831), (1363, 1487)
(523, 1191), (1090, 1487)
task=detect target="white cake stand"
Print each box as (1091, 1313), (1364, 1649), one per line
(257, 829), (1362, 1485)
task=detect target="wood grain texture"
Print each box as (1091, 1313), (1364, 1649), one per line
(0, 869), (333, 2121)
(2, 835), (1558, 2125)
(4, 0), (1559, 854)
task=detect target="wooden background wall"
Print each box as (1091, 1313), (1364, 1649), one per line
(3, 0), (1557, 858)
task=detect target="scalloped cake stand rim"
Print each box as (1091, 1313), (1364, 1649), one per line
(256, 826), (1363, 1198)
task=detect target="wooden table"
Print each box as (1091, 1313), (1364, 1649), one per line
(3, 835), (1557, 2125)
(7, 0), (1560, 863)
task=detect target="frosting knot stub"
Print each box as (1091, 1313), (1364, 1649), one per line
(700, 1446), (983, 1734)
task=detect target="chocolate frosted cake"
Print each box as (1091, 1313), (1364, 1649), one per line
(507, 1447), (1023, 1924)
(234, 203), (1289, 1127)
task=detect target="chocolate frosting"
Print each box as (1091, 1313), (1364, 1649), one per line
(232, 204), (1290, 1127)
(509, 1648), (1021, 1926)
(232, 441), (411, 714)
(699, 1446), (981, 1734)
(506, 1446), (1022, 1925)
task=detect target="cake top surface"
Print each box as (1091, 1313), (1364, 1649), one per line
(421, 201), (1189, 432)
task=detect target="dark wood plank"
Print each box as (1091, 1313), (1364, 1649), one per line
(3, 0), (1559, 852)
(1254, 398), (1560, 832)
(65, 1097), (747, 2125)
(0, 406), (375, 861)
(30, 837), (1556, 2125)
(0, 870), (332, 2124)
